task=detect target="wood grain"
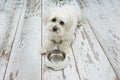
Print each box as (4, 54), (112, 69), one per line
(41, 0), (117, 80)
(41, 0), (64, 80)
(0, 0), (119, 80)
(77, 0), (120, 79)
(72, 21), (117, 80)
(41, 0), (81, 80)
(0, 0), (24, 80)
(3, 0), (41, 80)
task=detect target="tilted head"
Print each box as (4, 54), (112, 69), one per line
(43, 5), (83, 37)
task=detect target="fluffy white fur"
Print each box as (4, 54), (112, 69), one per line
(41, 5), (83, 70)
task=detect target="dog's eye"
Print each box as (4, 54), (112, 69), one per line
(51, 18), (56, 22)
(60, 21), (65, 25)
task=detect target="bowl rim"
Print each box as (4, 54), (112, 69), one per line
(47, 49), (66, 63)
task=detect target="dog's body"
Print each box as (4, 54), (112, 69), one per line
(41, 5), (83, 70)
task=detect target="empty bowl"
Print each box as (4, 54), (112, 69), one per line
(47, 49), (65, 63)
(45, 49), (69, 70)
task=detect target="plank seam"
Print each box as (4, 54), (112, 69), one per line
(3, 1), (25, 80)
(62, 70), (66, 80)
(41, 0), (43, 79)
(76, 0), (120, 79)
(86, 19), (120, 80)
(71, 46), (81, 80)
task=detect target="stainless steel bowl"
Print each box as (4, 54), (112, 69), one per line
(47, 49), (66, 63)
(45, 49), (69, 70)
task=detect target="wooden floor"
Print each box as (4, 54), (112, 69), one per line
(0, 0), (120, 80)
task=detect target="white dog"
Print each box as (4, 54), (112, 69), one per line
(41, 5), (83, 70)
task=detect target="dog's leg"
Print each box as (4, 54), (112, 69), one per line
(59, 40), (71, 53)
(40, 40), (56, 54)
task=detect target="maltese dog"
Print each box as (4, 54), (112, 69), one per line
(41, 5), (83, 70)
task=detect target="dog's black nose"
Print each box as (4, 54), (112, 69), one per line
(53, 26), (57, 32)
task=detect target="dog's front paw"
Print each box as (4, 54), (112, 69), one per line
(40, 48), (47, 54)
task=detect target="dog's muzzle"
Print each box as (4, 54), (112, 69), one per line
(53, 26), (58, 32)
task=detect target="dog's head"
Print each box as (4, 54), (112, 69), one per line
(43, 6), (83, 36)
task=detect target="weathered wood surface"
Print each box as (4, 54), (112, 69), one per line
(76, 0), (120, 78)
(41, 0), (83, 80)
(0, 0), (24, 80)
(42, 0), (118, 80)
(2, 0), (41, 80)
(41, 1), (65, 80)
(72, 22), (117, 80)
(0, 0), (120, 80)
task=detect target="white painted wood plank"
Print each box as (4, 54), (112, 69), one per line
(4, 0), (41, 80)
(41, 0), (64, 80)
(41, 0), (81, 80)
(0, 0), (24, 80)
(42, 0), (117, 80)
(41, 55), (64, 80)
(42, 49), (80, 80)
(77, 0), (120, 78)
(72, 0), (118, 80)
(60, 1), (82, 80)
(72, 22), (117, 80)
(63, 48), (81, 80)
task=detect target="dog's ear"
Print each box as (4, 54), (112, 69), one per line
(67, 6), (85, 29)
(76, 11), (85, 29)
(66, 9), (85, 34)
(42, 9), (51, 26)
(66, 17), (77, 33)
(42, 8), (55, 26)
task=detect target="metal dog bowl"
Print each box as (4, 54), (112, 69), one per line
(45, 49), (69, 70)
(47, 49), (65, 63)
